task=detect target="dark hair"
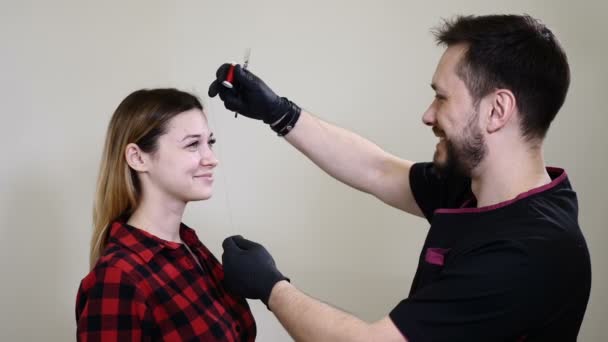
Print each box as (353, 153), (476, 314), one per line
(433, 14), (570, 141)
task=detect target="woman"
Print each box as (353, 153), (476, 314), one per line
(76, 89), (256, 341)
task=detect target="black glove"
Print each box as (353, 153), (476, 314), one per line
(208, 64), (301, 136)
(222, 235), (289, 307)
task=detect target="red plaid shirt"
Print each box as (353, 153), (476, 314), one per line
(76, 222), (256, 341)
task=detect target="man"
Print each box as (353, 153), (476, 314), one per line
(209, 14), (591, 341)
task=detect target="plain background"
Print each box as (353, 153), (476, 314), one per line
(1, 1), (606, 340)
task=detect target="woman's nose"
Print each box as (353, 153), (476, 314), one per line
(200, 148), (218, 168)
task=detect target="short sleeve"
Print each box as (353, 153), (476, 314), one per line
(390, 240), (543, 342)
(76, 266), (148, 341)
(409, 163), (472, 221)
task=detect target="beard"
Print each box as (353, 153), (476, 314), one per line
(434, 110), (486, 179)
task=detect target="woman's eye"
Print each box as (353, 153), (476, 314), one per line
(208, 138), (216, 147)
(187, 141), (200, 149)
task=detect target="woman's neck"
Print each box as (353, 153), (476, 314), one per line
(127, 192), (186, 243)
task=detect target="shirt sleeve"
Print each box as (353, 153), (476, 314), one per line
(409, 162), (472, 222)
(76, 266), (148, 342)
(390, 240), (544, 342)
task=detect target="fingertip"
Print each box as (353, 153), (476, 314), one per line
(208, 81), (219, 97)
(232, 235), (246, 245)
(222, 235), (237, 250)
(232, 235), (255, 249)
(216, 63), (232, 78)
(234, 64), (246, 78)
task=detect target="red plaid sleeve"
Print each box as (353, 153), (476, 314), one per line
(76, 266), (148, 341)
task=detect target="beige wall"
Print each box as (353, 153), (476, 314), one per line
(1, 0), (606, 340)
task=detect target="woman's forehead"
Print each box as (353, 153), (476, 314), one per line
(166, 109), (209, 139)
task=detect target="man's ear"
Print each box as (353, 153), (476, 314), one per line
(487, 89), (516, 133)
(125, 143), (149, 172)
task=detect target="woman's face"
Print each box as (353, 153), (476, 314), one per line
(145, 108), (218, 203)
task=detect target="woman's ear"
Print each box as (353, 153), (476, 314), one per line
(125, 143), (148, 172)
(487, 89), (516, 133)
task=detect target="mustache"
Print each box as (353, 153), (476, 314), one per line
(432, 126), (445, 137)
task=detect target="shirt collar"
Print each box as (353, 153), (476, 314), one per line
(435, 167), (569, 215)
(108, 221), (204, 263)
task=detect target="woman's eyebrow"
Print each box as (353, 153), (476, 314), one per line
(181, 134), (202, 142)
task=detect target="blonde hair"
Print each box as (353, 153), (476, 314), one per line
(90, 89), (203, 269)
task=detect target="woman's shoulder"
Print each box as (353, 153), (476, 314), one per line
(75, 247), (150, 320)
(80, 244), (146, 290)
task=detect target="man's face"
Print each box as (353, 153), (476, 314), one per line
(422, 44), (487, 178)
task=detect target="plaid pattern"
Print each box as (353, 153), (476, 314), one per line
(76, 222), (256, 341)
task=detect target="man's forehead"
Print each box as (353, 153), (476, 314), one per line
(432, 45), (468, 88)
(442, 44), (468, 68)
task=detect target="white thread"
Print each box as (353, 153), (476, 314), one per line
(206, 100), (237, 235)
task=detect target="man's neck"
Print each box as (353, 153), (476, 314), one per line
(471, 148), (551, 208)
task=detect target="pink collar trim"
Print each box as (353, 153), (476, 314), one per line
(434, 167), (567, 215)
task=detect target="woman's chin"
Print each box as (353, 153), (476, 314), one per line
(187, 192), (213, 202)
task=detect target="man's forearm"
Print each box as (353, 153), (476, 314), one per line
(268, 280), (374, 342)
(268, 281), (406, 342)
(284, 111), (421, 215)
(285, 110), (396, 195)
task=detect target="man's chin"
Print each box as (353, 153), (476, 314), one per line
(433, 150), (447, 169)
(433, 151), (461, 179)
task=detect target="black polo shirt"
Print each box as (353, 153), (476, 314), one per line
(389, 163), (591, 342)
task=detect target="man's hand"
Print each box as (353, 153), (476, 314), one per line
(222, 235), (289, 306)
(208, 64), (301, 136)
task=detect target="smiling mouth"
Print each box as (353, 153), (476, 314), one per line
(432, 126), (446, 138)
(435, 135), (446, 149)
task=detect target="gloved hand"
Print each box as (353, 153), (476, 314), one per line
(208, 64), (301, 136)
(222, 235), (289, 307)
